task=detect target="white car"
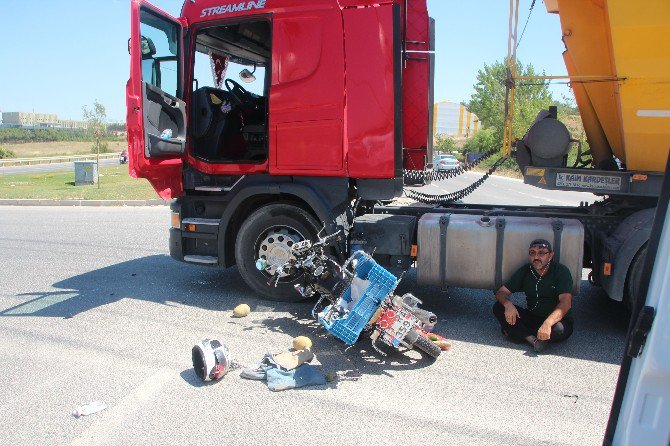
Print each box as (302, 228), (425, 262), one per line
(433, 155), (461, 172)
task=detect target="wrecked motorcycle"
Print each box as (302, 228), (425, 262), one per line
(260, 231), (441, 358)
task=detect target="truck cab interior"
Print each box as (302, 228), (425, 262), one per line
(189, 19), (270, 164)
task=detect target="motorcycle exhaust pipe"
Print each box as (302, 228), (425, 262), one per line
(410, 308), (438, 326)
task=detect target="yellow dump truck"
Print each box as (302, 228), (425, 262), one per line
(514, 0), (670, 308)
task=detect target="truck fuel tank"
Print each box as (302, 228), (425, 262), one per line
(416, 214), (584, 294)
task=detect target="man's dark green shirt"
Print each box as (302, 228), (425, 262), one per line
(504, 261), (574, 323)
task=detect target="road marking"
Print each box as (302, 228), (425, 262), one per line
(70, 369), (173, 446)
(2, 293), (78, 315)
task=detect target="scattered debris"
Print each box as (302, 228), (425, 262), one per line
(272, 348), (314, 370)
(232, 303), (251, 318)
(292, 335), (312, 351)
(191, 339), (232, 382)
(563, 394), (579, 403)
(424, 332), (452, 351)
(72, 401), (107, 418)
(240, 350), (326, 391)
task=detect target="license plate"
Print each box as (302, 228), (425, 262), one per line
(378, 306), (414, 346)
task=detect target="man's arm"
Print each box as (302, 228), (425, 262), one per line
(537, 293), (572, 340)
(496, 285), (520, 325)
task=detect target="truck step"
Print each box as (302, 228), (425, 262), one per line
(183, 255), (218, 265)
(182, 218), (219, 226)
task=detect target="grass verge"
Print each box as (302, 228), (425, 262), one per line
(0, 165), (159, 200)
(6, 141), (127, 158)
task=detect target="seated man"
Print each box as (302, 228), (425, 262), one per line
(493, 239), (574, 352)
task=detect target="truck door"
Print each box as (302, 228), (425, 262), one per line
(127, 0), (186, 199)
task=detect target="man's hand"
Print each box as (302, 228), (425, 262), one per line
(503, 301), (520, 326)
(537, 322), (552, 341)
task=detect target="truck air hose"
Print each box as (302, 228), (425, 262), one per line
(402, 148), (498, 183)
(403, 156), (507, 204)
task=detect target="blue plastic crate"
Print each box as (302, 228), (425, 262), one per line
(320, 253), (399, 345)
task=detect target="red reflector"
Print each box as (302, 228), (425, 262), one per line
(185, 224), (197, 232)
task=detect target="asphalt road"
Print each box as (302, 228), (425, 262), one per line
(0, 158), (120, 176)
(0, 205), (628, 445)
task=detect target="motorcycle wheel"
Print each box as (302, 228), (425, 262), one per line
(413, 332), (442, 358)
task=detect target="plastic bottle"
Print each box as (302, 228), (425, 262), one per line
(72, 401), (107, 417)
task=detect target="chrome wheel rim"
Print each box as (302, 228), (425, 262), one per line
(257, 226), (305, 278)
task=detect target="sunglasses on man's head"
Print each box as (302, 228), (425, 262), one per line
(529, 249), (551, 256)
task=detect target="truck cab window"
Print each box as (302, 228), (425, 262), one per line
(139, 9), (180, 98)
(190, 20), (270, 163)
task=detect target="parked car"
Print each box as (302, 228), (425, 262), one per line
(433, 154), (461, 171)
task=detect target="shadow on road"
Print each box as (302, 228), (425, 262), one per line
(1, 254), (256, 318)
(1, 255), (629, 366)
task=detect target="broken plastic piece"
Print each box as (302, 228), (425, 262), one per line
(73, 401), (107, 418)
(160, 129), (172, 139)
(272, 347), (314, 370)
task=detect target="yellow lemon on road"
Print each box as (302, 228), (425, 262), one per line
(292, 336), (312, 351)
(232, 304), (250, 318)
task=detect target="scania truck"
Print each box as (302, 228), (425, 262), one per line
(126, 0), (669, 310)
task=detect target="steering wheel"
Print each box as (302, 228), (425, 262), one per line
(224, 78), (252, 107)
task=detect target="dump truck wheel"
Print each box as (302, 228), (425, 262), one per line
(235, 203), (319, 301)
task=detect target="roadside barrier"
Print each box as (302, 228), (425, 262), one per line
(0, 153), (119, 167)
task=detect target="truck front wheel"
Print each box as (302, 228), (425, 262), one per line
(235, 203), (320, 301)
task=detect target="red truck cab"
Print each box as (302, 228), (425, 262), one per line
(127, 0), (433, 299)
(127, 0), (433, 199)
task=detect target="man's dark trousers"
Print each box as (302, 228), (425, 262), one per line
(492, 302), (573, 343)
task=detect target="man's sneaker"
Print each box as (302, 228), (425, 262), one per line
(533, 338), (549, 353)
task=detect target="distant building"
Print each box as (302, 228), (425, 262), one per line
(433, 100), (480, 138)
(1, 111), (87, 129)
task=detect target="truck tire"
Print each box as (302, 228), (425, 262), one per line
(624, 244), (648, 313)
(235, 203), (320, 301)
(412, 332), (442, 358)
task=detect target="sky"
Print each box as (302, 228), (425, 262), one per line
(0, 0), (572, 123)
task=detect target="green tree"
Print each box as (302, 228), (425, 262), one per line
(434, 134), (457, 154)
(467, 60), (554, 146)
(82, 100), (107, 188)
(462, 127), (499, 154)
